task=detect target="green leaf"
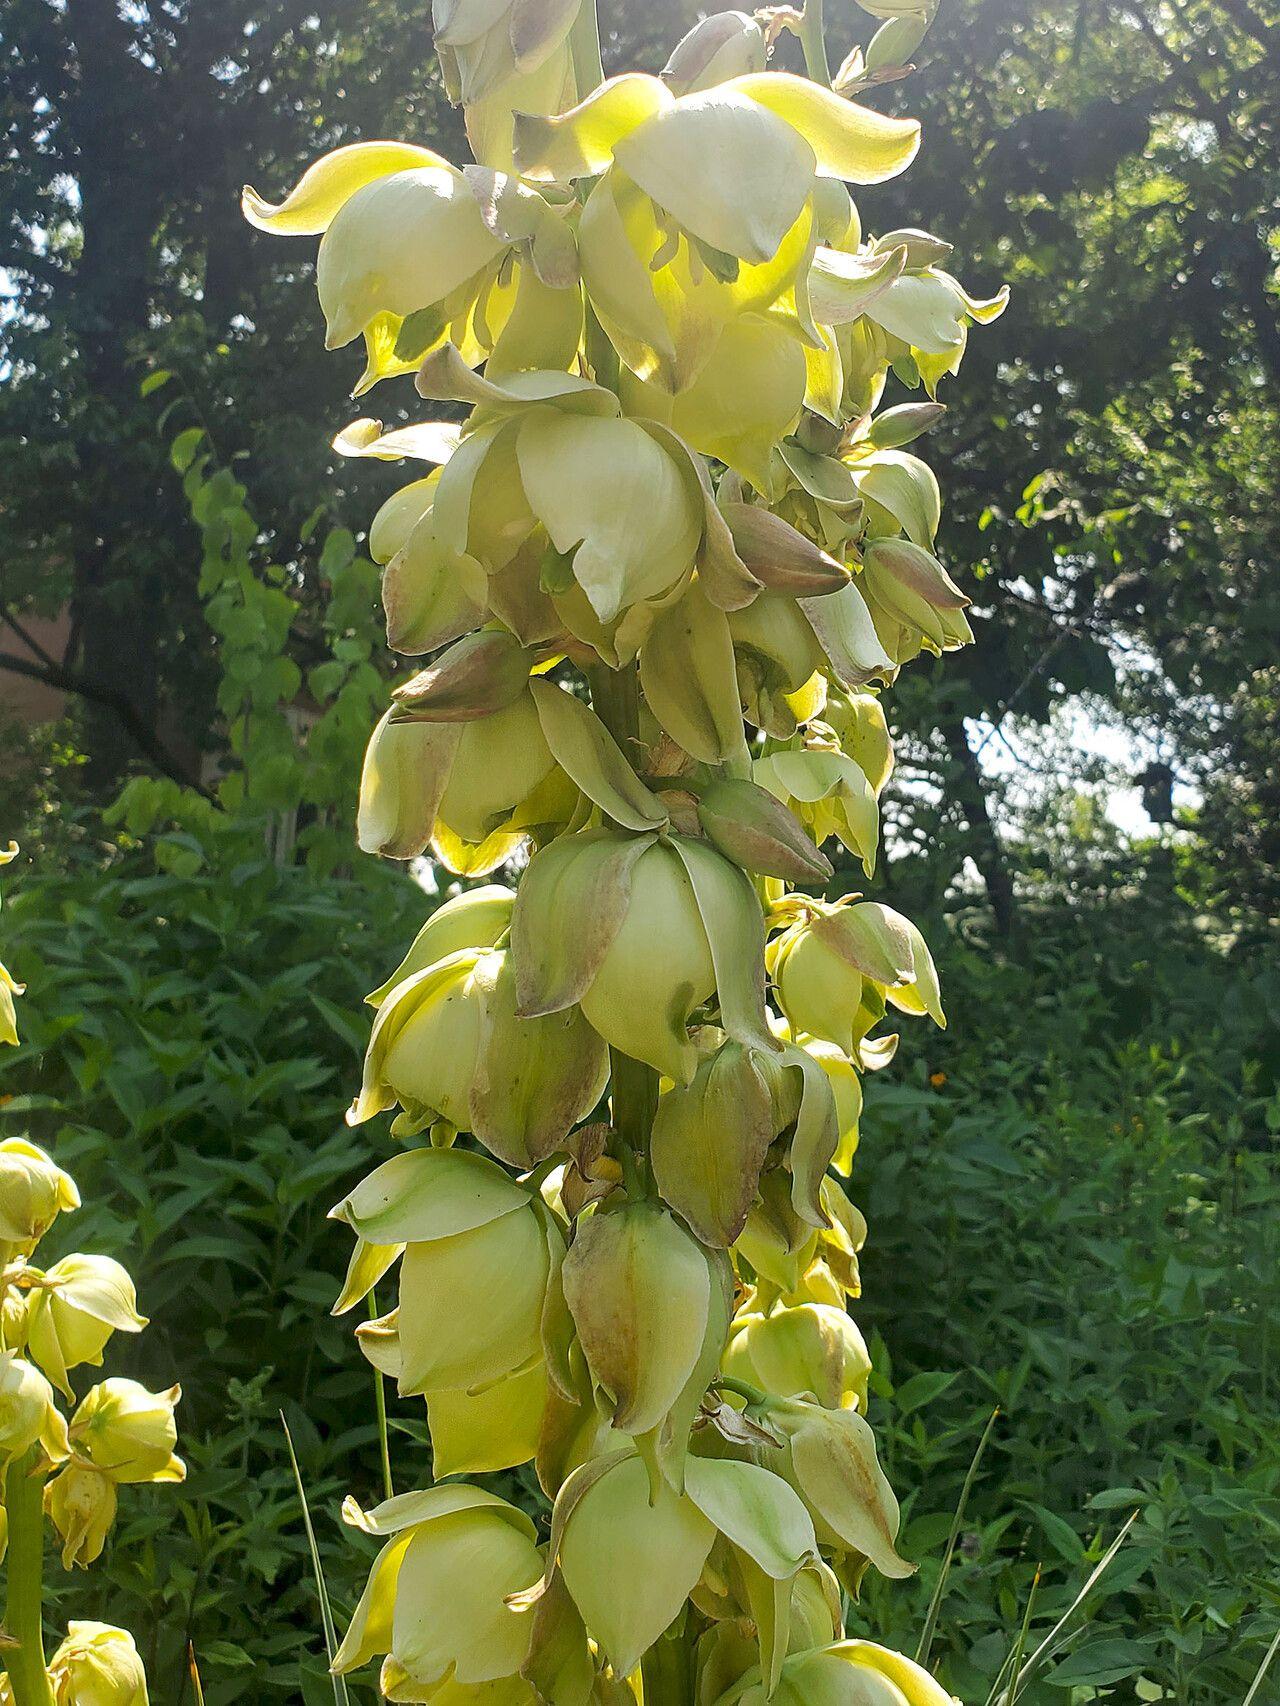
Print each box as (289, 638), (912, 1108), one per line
(1047, 1638), (1153, 1688)
(894, 1370), (958, 1414)
(170, 425), (206, 472)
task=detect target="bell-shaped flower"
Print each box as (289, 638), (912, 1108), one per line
(0, 1351), (69, 1468)
(535, 1448), (816, 1682)
(0, 1137), (79, 1259)
(515, 73), (920, 394)
(854, 254), (1008, 399)
(561, 1200), (722, 1441)
(244, 142), (580, 384)
(433, 0), (582, 108)
(768, 898), (944, 1055)
(367, 473), (488, 658)
(45, 1461), (118, 1568)
(754, 744), (879, 875)
(739, 1173), (868, 1310)
(807, 218), (1007, 409)
(748, 1396), (912, 1582)
(651, 1041), (795, 1247)
(858, 537), (973, 665)
(366, 884), (515, 1008)
(331, 1148), (564, 1398)
(793, 1034), (863, 1177)
(512, 828), (775, 1083)
(47, 1624), (149, 1706)
(623, 314), (810, 487)
(349, 942), (607, 1164)
(413, 352), (759, 631)
(713, 1637), (958, 1705)
(850, 443), (941, 548)
(25, 1255), (147, 1399)
(0, 850), (21, 1049)
(69, 1379), (184, 1485)
(0, 958), (21, 1048)
(425, 1360), (550, 1480)
(697, 1557), (844, 1696)
(332, 1485), (546, 1697)
(434, 0), (587, 170)
(729, 580), (892, 738)
(724, 1301), (871, 1412)
(356, 687), (576, 871)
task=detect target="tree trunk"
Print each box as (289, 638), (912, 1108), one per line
(62, 0), (169, 789)
(940, 713), (1018, 938)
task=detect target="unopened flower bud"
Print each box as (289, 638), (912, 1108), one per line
(752, 1397), (912, 1581)
(0, 1138), (79, 1259)
(71, 1379), (184, 1485)
(562, 1201), (715, 1436)
(721, 505), (850, 597)
(872, 227), (955, 270)
(47, 1623), (148, 1706)
(662, 12), (767, 95)
(697, 777), (832, 885)
(332, 1484), (545, 1693)
(390, 628), (535, 722)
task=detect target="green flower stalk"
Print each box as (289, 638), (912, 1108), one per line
(244, 0), (1008, 1696)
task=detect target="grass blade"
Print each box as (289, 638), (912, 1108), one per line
(187, 1645), (206, 1706)
(916, 1406), (1001, 1667)
(984, 1564), (1042, 1706)
(1005, 1509), (1139, 1702)
(281, 1410), (352, 1706)
(1242, 1624), (1280, 1706)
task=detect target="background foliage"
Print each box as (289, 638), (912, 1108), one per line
(2, 0), (1278, 917)
(1, 853), (1276, 1703)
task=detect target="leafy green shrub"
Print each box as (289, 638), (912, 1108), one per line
(3, 858), (1276, 1702)
(0, 851), (425, 1702)
(855, 899), (1280, 1702)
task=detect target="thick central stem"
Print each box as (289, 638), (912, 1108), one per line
(587, 662), (660, 1169)
(3, 1450), (55, 1706)
(640, 1627), (696, 1706)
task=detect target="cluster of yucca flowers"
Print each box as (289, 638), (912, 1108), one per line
(245, 1), (1005, 1700)
(0, 852), (183, 1706)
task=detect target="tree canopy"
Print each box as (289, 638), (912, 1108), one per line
(1, 0), (1276, 911)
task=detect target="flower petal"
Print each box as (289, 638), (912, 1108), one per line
(242, 142), (448, 234)
(514, 73), (673, 179)
(728, 73), (921, 183)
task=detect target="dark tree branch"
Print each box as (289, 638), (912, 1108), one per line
(0, 651), (215, 801)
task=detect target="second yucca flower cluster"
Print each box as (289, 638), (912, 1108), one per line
(244, 0), (1007, 1698)
(1, 1132), (181, 1704)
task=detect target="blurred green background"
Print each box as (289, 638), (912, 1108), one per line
(0, 0), (1277, 1700)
